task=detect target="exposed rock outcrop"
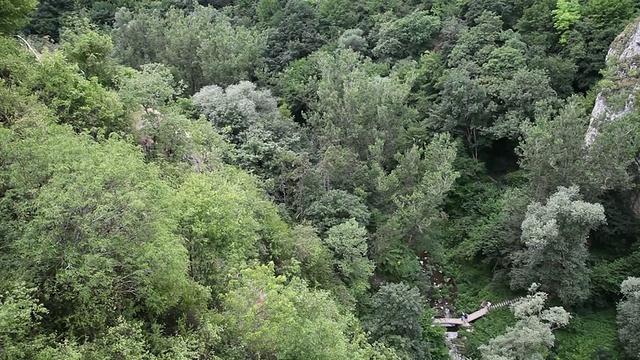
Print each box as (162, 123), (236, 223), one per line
(585, 17), (640, 146)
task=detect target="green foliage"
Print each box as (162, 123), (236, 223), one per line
(478, 286), (571, 360)
(31, 51), (128, 134)
(60, 20), (119, 87)
(617, 277), (640, 359)
(275, 54), (319, 120)
(325, 219), (375, 301)
(552, 0), (581, 44)
(135, 109), (228, 169)
(305, 189), (370, 234)
(22, 0), (75, 40)
(519, 98), (638, 202)
(432, 11), (558, 158)
(288, 224), (338, 287)
(113, 6), (266, 93)
(0, 282), (48, 359)
(265, 0), (322, 72)
(2, 0), (640, 357)
(220, 264), (393, 359)
(422, 308), (450, 360)
(0, 0), (37, 34)
(192, 81), (302, 182)
(372, 11), (441, 60)
(309, 48), (414, 167)
(510, 186), (606, 305)
(318, 0), (358, 35)
(118, 63), (181, 110)
(172, 169), (287, 295)
(1, 36), (127, 133)
(338, 28), (369, 53)
(0, 122), (209, 336)
(553, 310), (621, 360)
(374, 133), (459, 267)
(365, 283), (429, 359)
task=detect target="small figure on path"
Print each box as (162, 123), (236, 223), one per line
(487, 301), (492, 309)
(461, 312), (468, 325)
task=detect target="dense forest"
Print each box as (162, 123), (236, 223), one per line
(2, 0), (640, 359)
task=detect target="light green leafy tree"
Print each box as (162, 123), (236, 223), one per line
(0, 283), (48, 359)
(0, 0), (37, 34)
(113, 6), (265, 93)
(324, 219), (374, 301)
(617, 277), (640, 359)
(193, 81), (301, 180)
(338, 28), (369, 53)
(309, 48), (416, 168)
(195, 15), (266, 88)
(519, 98), (639, 202)
(479, 284), (571, 360)
(60, 20), (119, 87)
(510, 186), (606, 305)
(29, 51), (128, 134)
(117, 63), (181, 111)
(136, 110), (229, 170)
(0, 122), (208, 336)
(220, 264), (396, 359)
(172, 169), (289, 295)
(372, 10), (441, 60)
(552, 0), (581, 44)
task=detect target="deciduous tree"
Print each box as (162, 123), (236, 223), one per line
(510, 186), (606, 305)
(479, 285), (571, 360)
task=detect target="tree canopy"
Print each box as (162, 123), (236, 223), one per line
(2, 0), (640, 358)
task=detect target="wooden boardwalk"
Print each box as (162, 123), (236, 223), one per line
(433, 297), (522, 327)
(434, 307), (488, 326)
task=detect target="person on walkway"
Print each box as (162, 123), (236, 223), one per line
(461, 312), (468, 325)
(487, 301), (492, 309)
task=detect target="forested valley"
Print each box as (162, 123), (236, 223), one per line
(2, 0), (640, 359)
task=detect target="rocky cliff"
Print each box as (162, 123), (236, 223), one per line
(585, 17), (640, 146)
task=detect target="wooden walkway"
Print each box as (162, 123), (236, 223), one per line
(433, 297), (522, 327)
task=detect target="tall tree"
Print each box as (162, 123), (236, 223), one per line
(519, 98), (639, 202)
(365, 283), (429, 359)
(617, 277), (640, 360)
(324, 219), (374, 303)
(373, 133), (459, 274)
(510, 186), (606, 305)
(192, 81), (302, 182)
(113, 6), (265, 93)
(479, 285), (571, 360)
(309, 48), (415, 169)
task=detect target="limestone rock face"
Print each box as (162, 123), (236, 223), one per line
(585, 18), (640, 146)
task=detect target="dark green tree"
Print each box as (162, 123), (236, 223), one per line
(365, 283), (428, 359)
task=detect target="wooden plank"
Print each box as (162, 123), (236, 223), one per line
(433, 318), (463, 325)
(433, 308), (489, 326)
(468, 308), (488, 321)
